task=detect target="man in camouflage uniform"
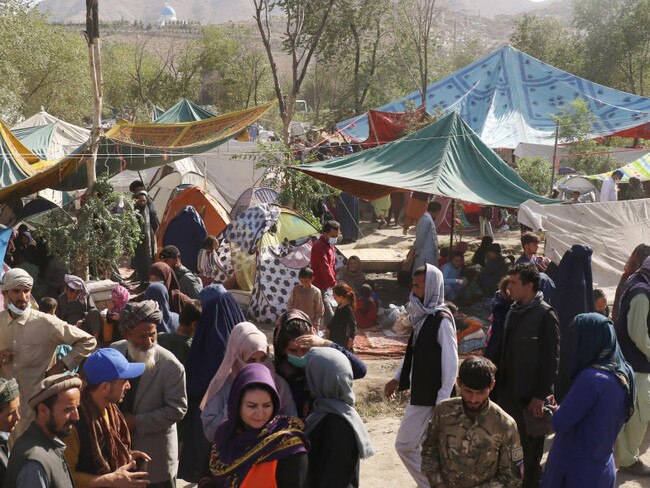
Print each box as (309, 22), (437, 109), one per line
(422, 356), (523, 488)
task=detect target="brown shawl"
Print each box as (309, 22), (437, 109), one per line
(79, 388), (132, 474)
(149, 261), (191, 313)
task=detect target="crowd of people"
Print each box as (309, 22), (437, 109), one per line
(0, 175), (648, 488)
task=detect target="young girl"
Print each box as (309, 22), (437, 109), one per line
(197, 236), (220, 286)
(327, 283), (357, 350)
(354, 284), (378, 329)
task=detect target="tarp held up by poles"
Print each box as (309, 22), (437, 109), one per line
(337, 46), (650, 148)
(298, 111), (555, 208)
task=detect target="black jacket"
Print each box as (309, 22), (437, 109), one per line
(498, 299), (560, 401)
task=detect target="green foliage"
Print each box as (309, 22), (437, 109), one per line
(515, 157), (553, 196)
(0, 6), (91, 124)
(253, 143), (339, 226)
(510, 15), (584, 74)
(554, 99), (620, 175)
(34, 178), (142, 276)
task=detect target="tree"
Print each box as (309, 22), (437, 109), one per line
(554, 98), (620, 175)
(254, 143), (339, 226)
(510, 15), (584, 74)
(393, 0), (440, 108)
(253, 0), (338, 142)
(35, 178), (142, 280)
(574, 0), (650, 95)
(514, 157), (553, 196)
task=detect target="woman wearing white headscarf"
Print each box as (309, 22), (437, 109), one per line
(384, 263), (458, 488)
(200, 322), (296, 442)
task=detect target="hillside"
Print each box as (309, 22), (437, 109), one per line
(38, 0), (558, 24)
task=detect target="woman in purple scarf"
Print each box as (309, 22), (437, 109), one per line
(199, 363), (308, 488)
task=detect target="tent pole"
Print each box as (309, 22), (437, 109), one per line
(449, 199), (455, 249)
(549, 122), (559, 195)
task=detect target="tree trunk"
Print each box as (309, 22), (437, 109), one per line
(85, 0), (103, 192)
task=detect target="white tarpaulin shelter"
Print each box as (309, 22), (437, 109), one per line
(12, 108), (90, 159)
(518, 199), (650, 289)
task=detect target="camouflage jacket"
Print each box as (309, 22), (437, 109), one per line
(421, 398), (523, 487)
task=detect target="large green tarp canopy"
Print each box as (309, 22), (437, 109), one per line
(10, 125), (56, 161)
(154, 98), (216, 123)
(298, 112), (555, 207)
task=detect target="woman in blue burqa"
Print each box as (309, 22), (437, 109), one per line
(177, 284), (245, 482)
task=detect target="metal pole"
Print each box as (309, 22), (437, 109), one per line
(449, 199), (455, 248)
(549, 122), (559, 195)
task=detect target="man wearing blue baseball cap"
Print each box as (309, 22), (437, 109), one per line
(63, 348), (151, 487)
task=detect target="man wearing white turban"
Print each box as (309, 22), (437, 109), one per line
(0, 268), (96, 442)
(384, 263), (458, 488)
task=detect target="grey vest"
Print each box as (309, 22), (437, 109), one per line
(3, 423), (74, 488)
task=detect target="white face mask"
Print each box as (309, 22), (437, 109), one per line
(328, 237), (338, 245)
(7, 301), (30, 316)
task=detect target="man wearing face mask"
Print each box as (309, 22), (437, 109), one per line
(0, 268), (96, 443)
(310, 220), (341, 326)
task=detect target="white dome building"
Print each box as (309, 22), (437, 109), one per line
(158, 2), (177, 27)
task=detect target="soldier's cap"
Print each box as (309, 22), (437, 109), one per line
(28, 373), (82, 409)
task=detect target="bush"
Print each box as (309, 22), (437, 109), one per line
(515, 157), (553, 196)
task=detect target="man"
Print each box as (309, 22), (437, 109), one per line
(422, 356), (523, 487)
(64, 348), (151, 487)
(0, 268), (96, 441)
(413, 201), (442, 271)
(496, 264), (560, 488)
(129, 180), (160, 230)
(384, 264), (458, 488)
(310, 220), (340, 325)
(112, 301), (188, 488)
(600, 169), (623, 202)
(0, 378), (20, 483)
(159, 245), (203, 299)
(132, 190), (158, 288)
(515, 232), (540, 266)
(614, 255), (650, 475)
(441, 250), (468, 302)
(4, 373), (82, 488)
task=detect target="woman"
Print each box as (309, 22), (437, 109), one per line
(471, 236), (493, 267)
(143, 282), (179, 334)
(627, 176), (646, 200)
(200, 363), (308, 488)
(274, 309), (367, 418)
(542, 313), (635, 488)
(56, 274), (103, 338)
(612, 244), (650, 322)
(484, 276), (512, 363)
(201, 322), (296, 441)
(198, 236), (220, 286)
(336, 256), (366, 293)
(178, 284), (245, 482)
(147, 261), (191, 314)
(305, 347), (374, 488)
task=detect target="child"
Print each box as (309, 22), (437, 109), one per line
(438, 247), (450, 268)
(39, 296), (57, 315)
(159, 299), (202, 365)
(593, 289), (610, 317)
(327, 282), (357, 350)
(197, 235), (220, 286)
(40, 297), (77, 372)
(288, 267), (325, 327)
(355, 283), (378, 329)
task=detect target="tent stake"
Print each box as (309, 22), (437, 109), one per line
(449, 199), (455, 249)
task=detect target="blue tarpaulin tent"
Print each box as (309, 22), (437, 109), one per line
(337, 46), (650, 149)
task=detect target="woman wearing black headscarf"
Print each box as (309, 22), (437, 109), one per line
(541, 313), (635, 488)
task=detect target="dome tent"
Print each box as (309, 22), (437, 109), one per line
(214, 203), (346, 323)
(230, 187), (280, 219)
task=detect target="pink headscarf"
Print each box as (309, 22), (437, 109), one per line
(111, 284), (130, 314)
(200, 321), (269, 410)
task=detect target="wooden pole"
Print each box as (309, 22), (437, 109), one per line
(549, 122), (559, 196)
(449, 199), (455, 248)
(85, 0), (103, 192)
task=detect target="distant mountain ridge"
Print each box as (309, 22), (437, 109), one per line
(37, 0), (556, 24)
